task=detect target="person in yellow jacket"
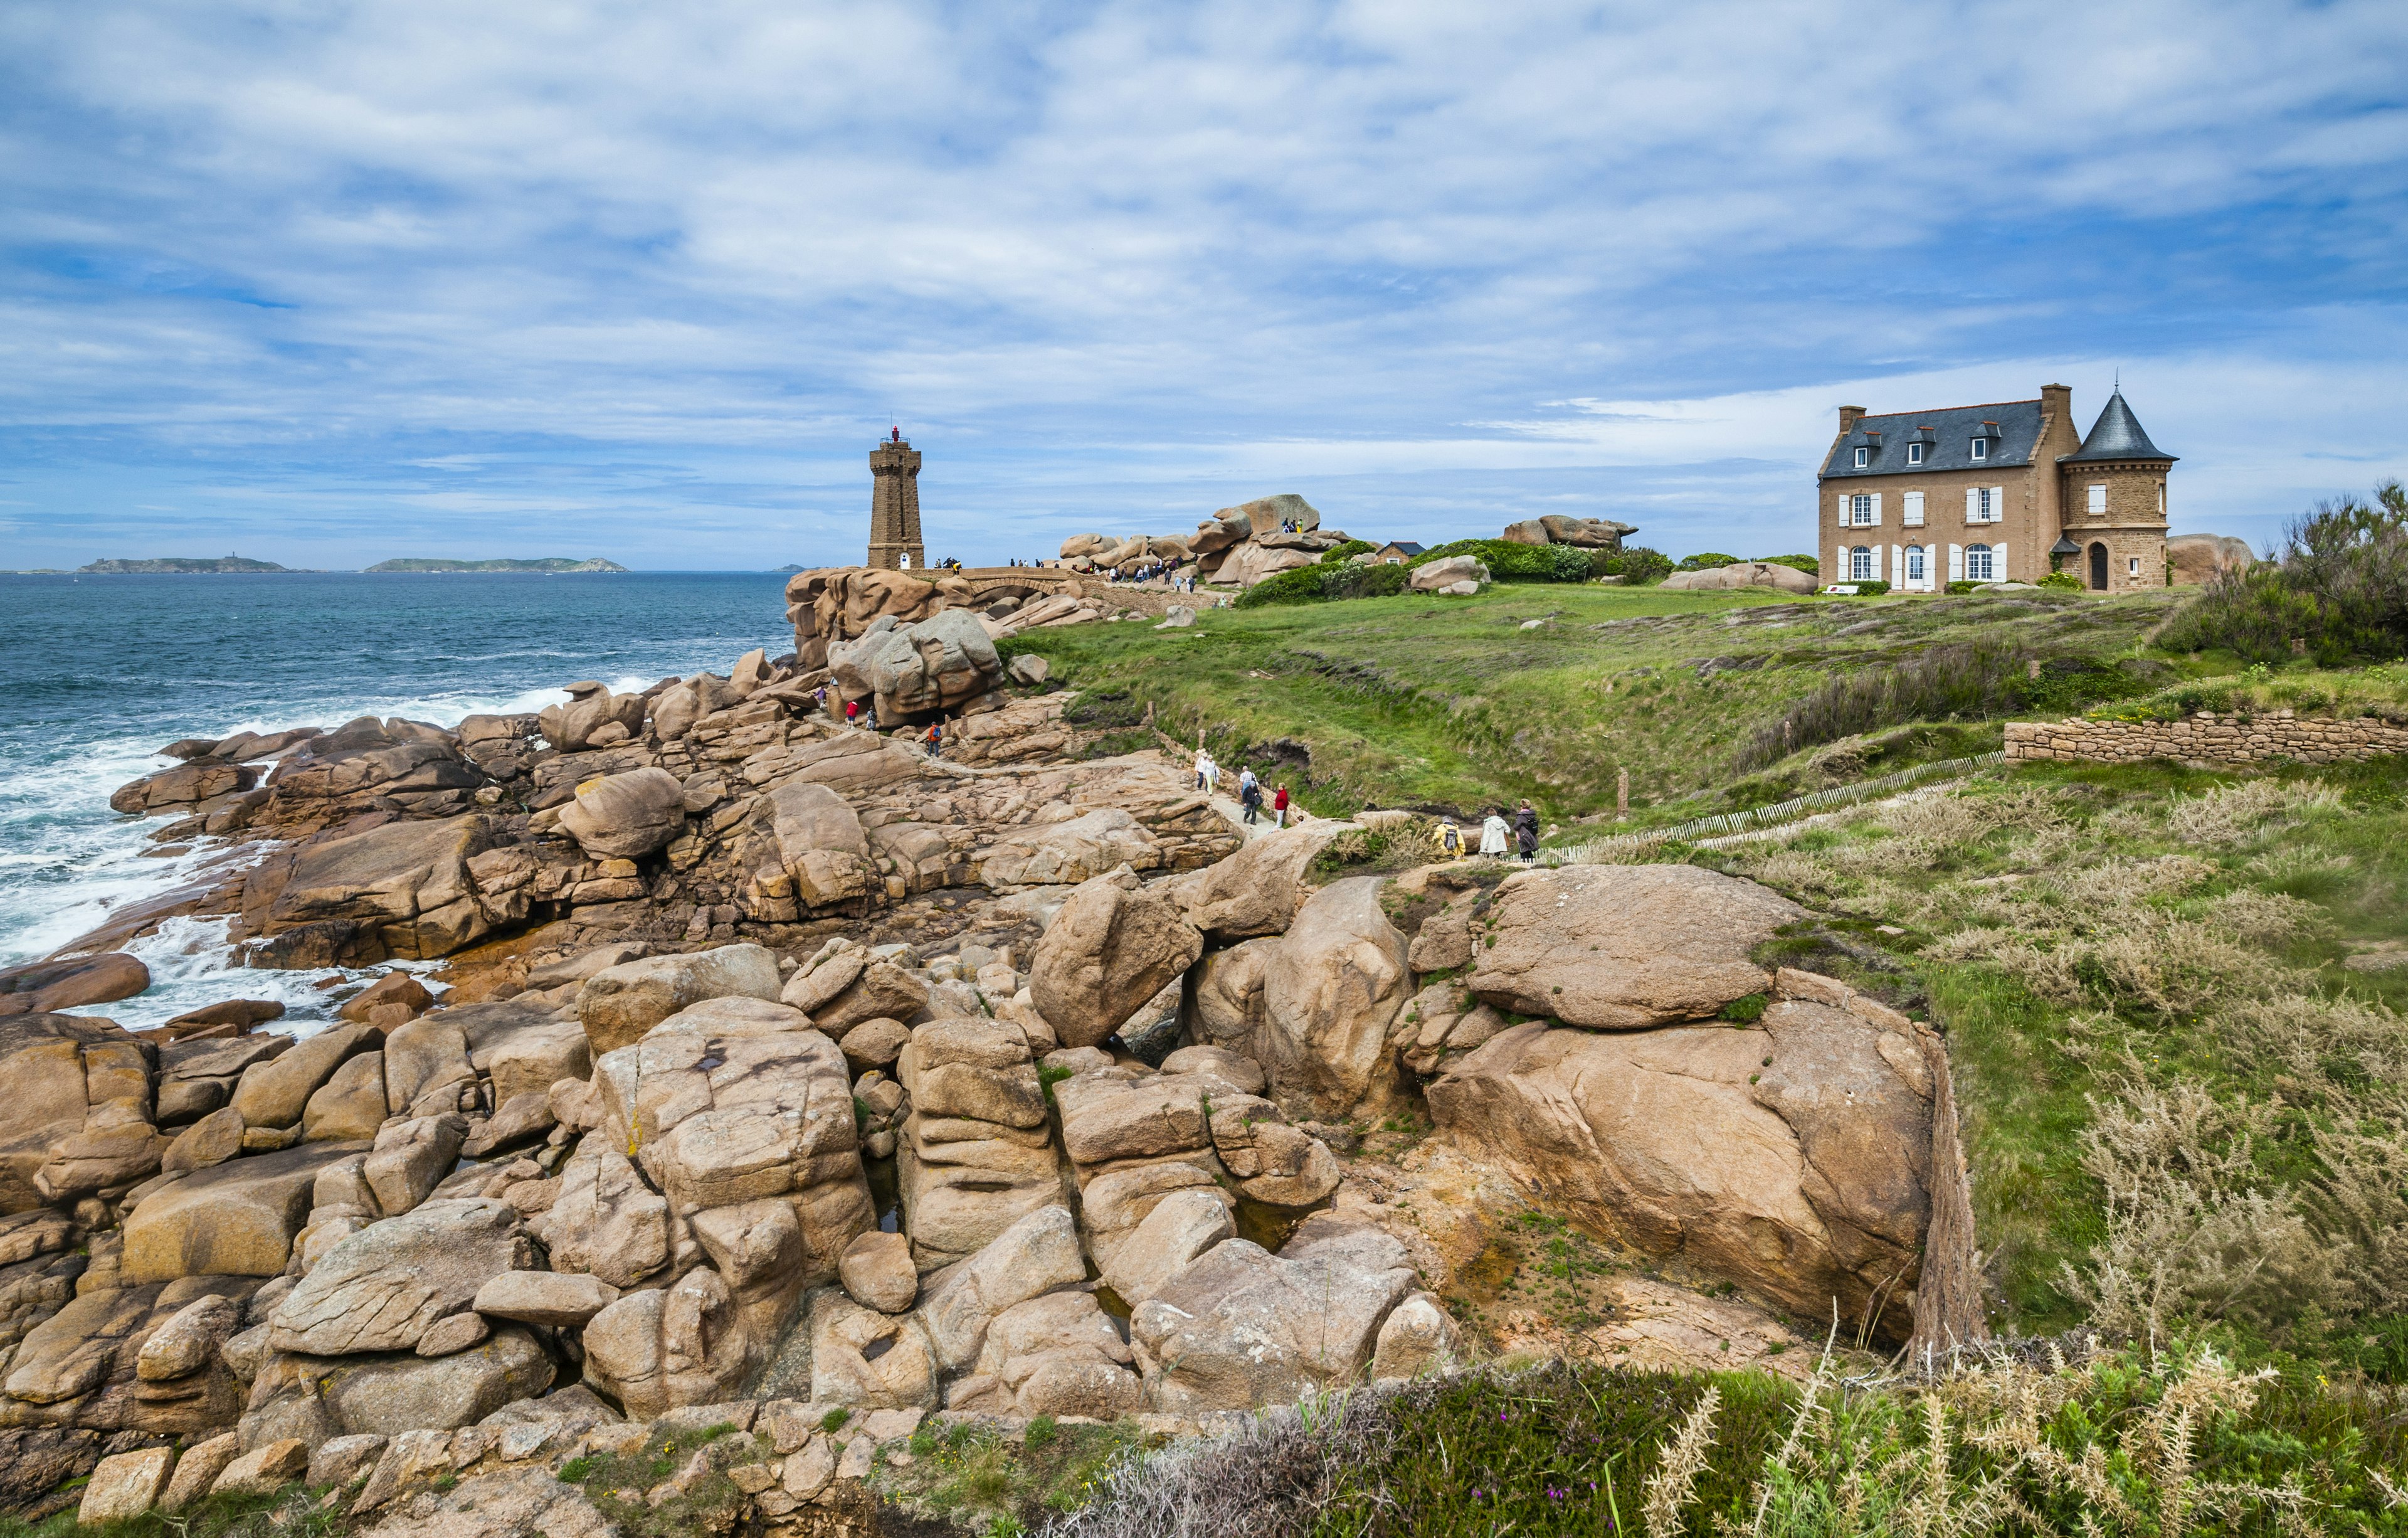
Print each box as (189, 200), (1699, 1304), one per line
(1434, 819), (1464, 858)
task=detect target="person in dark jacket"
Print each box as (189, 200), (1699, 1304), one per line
(1514, 800), (1539, 862)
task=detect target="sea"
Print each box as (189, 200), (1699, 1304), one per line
(0, 571), (796, 1032)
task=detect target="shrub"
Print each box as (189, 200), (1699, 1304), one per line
(2158, 480), (2407, 664)
(1947, 579), (1980, 593)
(1676, 551), (1739, 571)
(1319, 539), (1374, 564)
(1833, 579), (1891, 596)
(1602, 545), (1673, 584)
(1233, 560), (1409, 608)
(1406, 539), (1593, 583)
(1753, 554), (1820, 575)
(2039, 570), (2084, 590)
(1736, 641), (2148, 768)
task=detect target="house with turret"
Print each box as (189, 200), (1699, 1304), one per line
(1815, 384), (2175, 592)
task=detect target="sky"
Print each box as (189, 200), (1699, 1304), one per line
(2, 1), (2404, 572)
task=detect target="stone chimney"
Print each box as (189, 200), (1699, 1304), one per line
(2041, 383), (2072, 423)
(1837, 405), (1867, 434)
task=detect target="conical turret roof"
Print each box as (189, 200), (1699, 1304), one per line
(2064, 390), (2175, 463)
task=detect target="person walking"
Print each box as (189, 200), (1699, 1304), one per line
(1479, 807), (1511, 857)
(1272, 783), (1291, 828)
(1238, 766), (1262, 825)
(925, 721), (944, 758)
(1514, 800), (1540, 863)
(1435, 819), (1463, 858)
(845, 698), (861, 728)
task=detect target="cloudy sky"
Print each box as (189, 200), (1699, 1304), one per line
(3, 1), (2404, 571)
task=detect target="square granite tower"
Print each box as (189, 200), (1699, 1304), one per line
(868, 435), (926, 571)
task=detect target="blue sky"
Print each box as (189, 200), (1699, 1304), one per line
(3, 1), (2404, 571)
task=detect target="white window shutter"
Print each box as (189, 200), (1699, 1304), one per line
(1837, 492), (1848, 525)
(1992, 485), (2006, 524)
(1872, 544), (1884, 580)
(1870, 492), (1883, 526)
(1949, 544), (1963, 581)
(1996, 542), (2010, 580)
(1904, 492), (1924, 526)
(1890, 544), (1901, 584)
(1965, 487), (1978, 521)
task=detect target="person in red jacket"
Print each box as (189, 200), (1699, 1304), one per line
(845, 698), (860, 726)
(1272, 783), (1291, 828)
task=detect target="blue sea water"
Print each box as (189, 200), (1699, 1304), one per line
(0, 571), (794, 1029)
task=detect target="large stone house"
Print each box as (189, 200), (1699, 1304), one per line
(1815, 384), (2174, 593)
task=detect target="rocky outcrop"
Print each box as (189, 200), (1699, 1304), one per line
(1408, 555), (1488, 595)
(574, 943), (784, 1055)
(0, 955), (150, 1019)
(1258, 877), (1411, 1118)
(826, 610), (1003, 726)
(1659, 561), (1815, 593)
(1427, 970), (1940, 1341)
(895, 1016), (1065, 1270)
(1028, 871), (1203, 1050)
(556, 768), (686, 860)
(1466, 864), (1803, 1028)
(236, 814), (505, 967)
(1502, 515), (1637, 550)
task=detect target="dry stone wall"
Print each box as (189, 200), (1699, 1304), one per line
(2005, 710), (2408, 766)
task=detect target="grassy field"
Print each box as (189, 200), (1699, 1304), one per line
(1006, 583), (2185, 822)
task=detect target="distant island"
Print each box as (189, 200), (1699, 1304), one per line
(362, 557), (630, 573)
(79, 556), (291, 574)
(771, 564), (808, 573)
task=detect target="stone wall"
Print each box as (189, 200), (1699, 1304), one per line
(2005, 710), (2408, 765)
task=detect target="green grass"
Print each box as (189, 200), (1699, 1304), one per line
(1004, 585), (2187, 820)
(872, 1415), (1154, 1533)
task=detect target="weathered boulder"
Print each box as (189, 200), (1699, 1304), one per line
(767, 781), (877, 910)
(123, 1140), (369, 1282)
(1099, 1189), (1232, 1307)
(557, 766), (685, 861)
(232, 1022), (380, 1129)
(1077, 1162), (1230, 1275)
(0, 1014), (155, 1214)
(270, 1198), (534, 1356)
(1215, 543), (1319, 587)
(808, 1286), (937, 1409)
(828, 610), (1003, 724)
(1259, 876), (1411, 1118)
(300, 1053), (387, 1142)
(363, 1113), (469, 1216)
(949, 1290), (1141, 1419)
(1408, 554), (1489, 592)
(1425, 991), (1938, 1339)
(1537, 514), (1638, 549)
(483, 1021), (591, 1109)
(472, 1270), (619, 1329)
(1169, 822), (1343, 940)
(238, 814), (498, 967)
(108, 761), (260, 815)
(1371, 1290), (1464, 1381)
(0, 953), (150, 1019)
(581, 1267), (749, 1420)
(980, 810), (1159, 889)
(264, 1324), (554, 1442)
(1659, 561), (1815, 593)
(838, 1231), (917, 1313)
(895, 1016), (1067, 1270)
(77, 1445), (176, 1525)
(162, 1106), (248, 1174)
(1029, 871), (1204, 1050)
(2168, 533), (2256, 585)
(575, 943), (784, 1055)
(381, 1017), (473, 1116)
(528, 1145), (671, 1291)
(916, 1204), (1086, 1374)
(1129, 1216), (1417, 1413)
(1467, 864), (1803, 1028)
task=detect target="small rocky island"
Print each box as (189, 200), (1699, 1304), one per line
(78, 556), (292, 574)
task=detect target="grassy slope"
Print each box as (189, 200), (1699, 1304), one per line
(1008, 584), (2182, 820)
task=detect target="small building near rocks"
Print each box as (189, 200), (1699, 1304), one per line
(1372, 541), (1424, 564)
(1816, 384), (2175, 593)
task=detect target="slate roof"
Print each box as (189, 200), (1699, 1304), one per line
(1819, 398), (2044, 480)
(2062, 390), (2175, 463)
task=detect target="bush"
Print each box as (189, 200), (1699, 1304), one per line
(1319, 539), (1374, 564)
(1753, 554), (1820, 575)
(1600, 545), (1672, 583)
(1405, 539), (1593, 583)
(2158, 482), (2408, 664)
(1677, 551), (1739, 571)
(1735, 640), (2149, 768)
(1233, 560), (1409, 608)
(1947, 579), (1980, 593)
(2039, 570), (2084, 590)
(1830, 579), (1890, 596)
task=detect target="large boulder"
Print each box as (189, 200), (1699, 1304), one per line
(1659, 561), (1815, 593)
(1029, 872), (1204, 1050)
(2168, 533), (2256, 585)
(1408, 555), (1488, 593)
(122, 1140), (369, 1282)
(556, 768), (686, 860)
(1258, 877), (1411, 1118)
(1169, 821), (1344, 940)
(980, 810), (1160, 890)
(915, 1205), (1087, 1374)
(1467, 864), (1803, 1028)
(949, 1290), (1141, 1419)
(232, 1022), (381, 1128)
(895, 1016), (1067, 1270)
(1129, 1216), (1417, 1414)
(1215, 544), (1318, 588)
(1425, 985), (1940, 1340)
(108, 761), (260, 815)
(1184, 937), (1279, 1056)
(237, 814), (498, 966)
(0, 1014), (159, 1214)
(0, 954), (150, 1019)
(828, 610), (1003, 725)
(269, 1199), (534, 1355)
(1538, 514), (1637, 549)
(766, 782), (877, 910)
(575, 943), (784, 1056)
(581, 1267), (749, 1420)
(1213, 494), (1318, 536)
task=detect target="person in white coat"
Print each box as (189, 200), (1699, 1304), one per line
(1194, 748), (1217, 793)
(1479, 808), (1511, 857)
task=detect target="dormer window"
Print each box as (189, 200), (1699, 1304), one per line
(1969, 438), (1987, 461)
(1853, 446), (1869, 469)
(1907, 443), (1925, 465)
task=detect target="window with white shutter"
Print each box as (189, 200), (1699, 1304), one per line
(1948, 544), (1964, 581)
(1992, 485), (2006, 523)
(1995, 542), (2010, 580)
(2088, 484), (2107, 515)
(1965, 487), (1980, 522)
(1906, 546), (1926, 586)
(1966, 544), (1993, 581)
(1903, 492), (1925, 526)
(1869, 493), (1883, 526)
(1849, 546), (1872, 581)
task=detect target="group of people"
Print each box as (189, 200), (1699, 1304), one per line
(1193, 748), (1294, 828)
(1434, 800), (1540, 863)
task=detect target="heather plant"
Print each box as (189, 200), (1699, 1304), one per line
(2158, 480), (2408, 664)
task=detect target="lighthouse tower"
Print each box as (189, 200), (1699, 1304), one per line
(867, 432), (926, 571)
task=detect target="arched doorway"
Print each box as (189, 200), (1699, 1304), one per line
(2088, 543), (2109, 591)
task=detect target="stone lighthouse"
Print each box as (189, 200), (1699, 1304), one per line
(867, 430), (926, 571)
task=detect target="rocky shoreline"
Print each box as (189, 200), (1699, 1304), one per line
(0, 572), (1979, 1532)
